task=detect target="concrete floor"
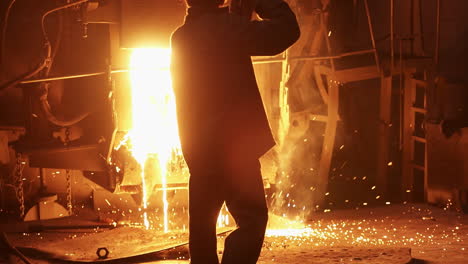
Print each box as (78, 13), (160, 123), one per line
(1, 203), (467, 263)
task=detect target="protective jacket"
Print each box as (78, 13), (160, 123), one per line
(170, 0), (300, 162)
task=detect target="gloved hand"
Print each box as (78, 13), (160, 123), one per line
(230, 0), (257, 20)
(441, 119), (462, 138)
(255, 0), (288, 20)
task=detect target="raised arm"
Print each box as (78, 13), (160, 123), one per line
(233, 0), (300, 56)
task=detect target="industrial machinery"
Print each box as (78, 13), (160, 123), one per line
(0, 0), (187, 222)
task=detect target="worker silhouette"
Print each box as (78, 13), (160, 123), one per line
(170, 0), (299, 263)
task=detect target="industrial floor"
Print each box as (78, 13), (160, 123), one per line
(1, 203), (467, 264)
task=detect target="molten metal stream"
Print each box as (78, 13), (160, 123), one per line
(129, 48), (180, 231)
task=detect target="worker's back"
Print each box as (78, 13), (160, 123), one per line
(170, 0), (300, 160)
(170, 2), (299, 263)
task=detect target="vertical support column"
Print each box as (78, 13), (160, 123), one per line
(0, 131), (9, 211)
(390, 0), (395, 72)
(424, 129), (429, 201)
(278, 51), (290, 146)
(422, 80), (429, 201)
(435, 0), (441, 68)
(402, 70), (416, 198)
(411, 0), (425, 56)
(363, 0), (380, 68)
(0, 131), (10, 165)
(376, 76), (392, 195)
(316, 76), (339, 206)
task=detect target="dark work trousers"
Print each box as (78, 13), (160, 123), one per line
(185, 145), (268, 264)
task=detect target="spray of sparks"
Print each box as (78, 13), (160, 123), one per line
(119, 50), (465, 263)
(263, 204), (465, 255)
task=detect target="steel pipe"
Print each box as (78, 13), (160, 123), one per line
(20, 49), (377, 83)
(19, 69), (128, 84)
(253, 49), (376, 65)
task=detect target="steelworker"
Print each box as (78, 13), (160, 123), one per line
(170, 0), (300, 263)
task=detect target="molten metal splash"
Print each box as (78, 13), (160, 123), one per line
(128, 48), (181, 231)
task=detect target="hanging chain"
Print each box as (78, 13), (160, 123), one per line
(14, 152), (25, 219)
(64, 127), (71, 146)
(64, 127), (73, 215)
(66, 168), (72, 215)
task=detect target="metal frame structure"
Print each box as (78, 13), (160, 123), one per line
(252, 0), (383, 204)
(402, 75), (428, 201)
(253, 0), (437, 203)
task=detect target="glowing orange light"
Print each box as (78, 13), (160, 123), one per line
(128, 48), (181, 231)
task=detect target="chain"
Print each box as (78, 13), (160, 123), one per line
(64, 127), (73, 215)
(65, 127), (71, 146)
(66, 169), (73, 215)
(15, 153), (25, 219)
